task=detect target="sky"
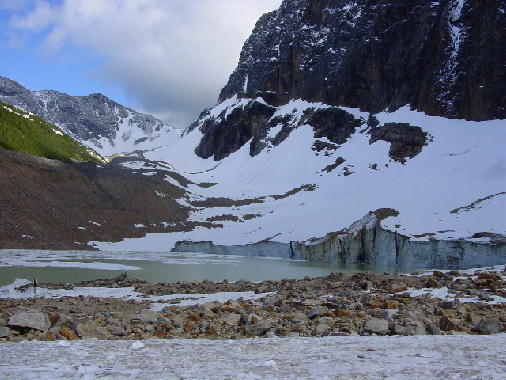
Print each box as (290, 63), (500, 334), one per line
(0, 0), (282, 128)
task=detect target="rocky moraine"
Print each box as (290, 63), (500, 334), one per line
(0, 266), (505, 343)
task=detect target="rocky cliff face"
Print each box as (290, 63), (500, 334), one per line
(0, 77), (171, 157)
(192, 0), (505, 161)
(222, 0), (505, 120)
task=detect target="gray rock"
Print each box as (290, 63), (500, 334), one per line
(222, 313), (241, 326)
(394, 321), (426, 336)
(472, 318), (503, 335)
(202, 302), (221, 313)
(315, 324), (331, 335)
(406, 321), (427, 336)
(262, 295), (281, 306)
(251, 320), (271, 336)
(307, 306), (328, 319)
(291, 313), (308, 323)
(426, 322), (441, 336)
(131, 310), (161, 324)
(8, 308), (50, 332)
(0, 327), (12, 337)
(363, 318), (389, 335)
(75, 320), (110, 339)
(109, 325), (125, 336)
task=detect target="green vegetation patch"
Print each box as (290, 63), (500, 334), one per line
(0, 101), (103, 163)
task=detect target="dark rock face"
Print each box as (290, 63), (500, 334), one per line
(303, 107), (363, 145)
(369, 123), (429, 162)
(249, 114), (294, 156)
(220, 0), (505, 121)
(0, 76), (169, 151)
(194, 100), (433, 162)
(196, 101), (367, 160)
(195, 100), (276, 160)
(193, 0), (504, 161)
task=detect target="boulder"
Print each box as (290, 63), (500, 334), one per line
(394, 321), (426, 336)
(75, 320), (110, 339)
(247, 320), (271, 336)
(315, 324), (331, 335)
(439, 316), (462, 332)
(426, 278), (441, 288)
(307, 306), (328, 319)
(8, 308), (50, 332)
(0, 327), (12, 338)
(131, 310), (160, 324)
(363, 318), (389, 335)
(472, 318), (503, 335)
(426, 322), (441, 336)
(222, 313), (241, 327)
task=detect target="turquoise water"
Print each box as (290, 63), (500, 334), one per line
(0, 250), (391, 286)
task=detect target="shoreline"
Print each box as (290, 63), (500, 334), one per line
(0, 267), (505, 342)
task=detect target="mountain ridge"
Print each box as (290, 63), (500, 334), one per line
(0, 76), (173, 157)
(0, 101), (103, 163)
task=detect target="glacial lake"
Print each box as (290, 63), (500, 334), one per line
(0, 249), (396, 287)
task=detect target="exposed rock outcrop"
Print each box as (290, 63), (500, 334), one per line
(368, 123), (429, 162)
(193, 0), (505, 161)
(221, 0), (505, 121)
(195, 100), (276, 160)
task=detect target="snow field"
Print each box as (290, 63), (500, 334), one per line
(0, 335), (504, 379)
(95, 101), (506, 251)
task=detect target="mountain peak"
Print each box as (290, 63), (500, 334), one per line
(0, 76), (172, 156)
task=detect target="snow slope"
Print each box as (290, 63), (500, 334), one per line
(0, 335), (505, 379)
(80, 110), (180, 158)
(92, 100), (506, 251)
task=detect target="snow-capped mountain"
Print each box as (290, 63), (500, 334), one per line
(2, 0), (505, 269)
(0, 76), (174, 157)
(93, 0), (505, 267)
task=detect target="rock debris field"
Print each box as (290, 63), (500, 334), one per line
(0, 266), (505, 378)
(0, 266), (505, 342)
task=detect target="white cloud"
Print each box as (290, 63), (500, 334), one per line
(10, 0), (282, 127)
(11, 1), (54, 31)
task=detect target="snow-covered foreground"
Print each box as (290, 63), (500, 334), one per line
(0, 335), (504, 379)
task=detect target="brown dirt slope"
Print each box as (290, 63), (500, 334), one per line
(0, 149), (200, 250)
